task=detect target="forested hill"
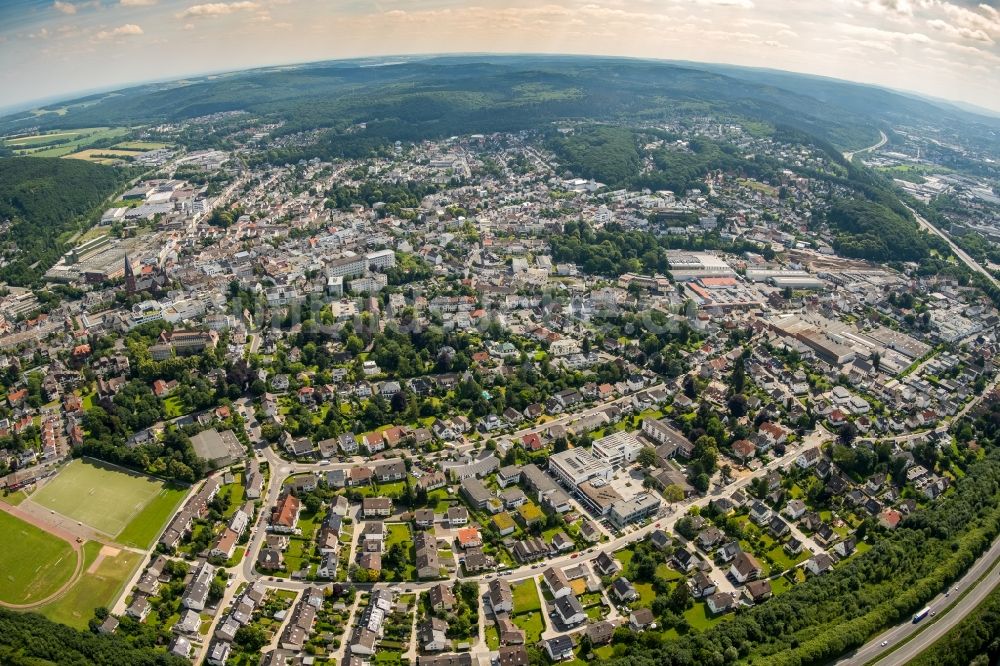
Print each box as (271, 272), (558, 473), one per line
(0, 157), (129, 286)
(3, 55), (995, 156)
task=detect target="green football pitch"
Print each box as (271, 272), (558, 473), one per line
(0, 510), (78, 605)
(30, 459), (183, 541)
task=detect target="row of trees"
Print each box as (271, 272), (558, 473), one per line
(0, 608), (187, 665)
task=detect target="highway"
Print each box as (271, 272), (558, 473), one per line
(836, 534), (1000, 665)
(911, 206), (1000, 289)
(843, 130), (888, 162)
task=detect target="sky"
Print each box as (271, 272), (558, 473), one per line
(2, 0), (1000, 113)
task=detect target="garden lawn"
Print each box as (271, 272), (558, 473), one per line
(385, 523), (416, 580)
(163, 395), (186, 418)
(767, 545), (808, 572)
(634, 582), (656, 608)
(512, 579), (541, 613)
(512, 610), (545, 644)
(220, 474), (246, 518)
(614, 547), (635, 570)
(655, 563), (682, 581)
(683, 600), (729, 631)
(485, 624), (500, 649)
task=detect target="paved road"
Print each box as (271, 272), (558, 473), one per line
(911, 206), (1000, 289)
(843, 130), (888, 162)
(238, 428), (822, 598)
(836, 534), (1000, 665)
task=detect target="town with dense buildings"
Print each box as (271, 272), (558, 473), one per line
(2, 113), (1000, 666)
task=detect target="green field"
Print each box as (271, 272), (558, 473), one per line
(0, 510), (78, 606)
(31, 459), (186, 543)
(115, 484), (189, 549)
(3, 130), (83, 147)
(39, 541), (142, 629)
(2, 490), (30, 506)
(113, 141), (171, 151)
(2, 127), (131, 158)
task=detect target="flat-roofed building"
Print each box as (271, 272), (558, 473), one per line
(548, 448), (612, 487)
(576, 479), (622, 516)
(609, 493), (661, 528)
(591, 431), (642, 467)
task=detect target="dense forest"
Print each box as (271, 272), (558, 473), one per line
(825, 198), (930, 262)
(0, 609), (187, 666)
(548, 126), (642, 186)
(0, 157), (130, 285)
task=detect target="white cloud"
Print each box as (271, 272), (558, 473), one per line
(835, 22), (933, 44)
(94, 23), (144, 40)
(179, 1), (258, 19)
(870, 0), (915, 17)
(693, 0), (754, 7)
(926, 18), (993, 43)
(54, 1), (78, 14)
(120, 0), (158, 6)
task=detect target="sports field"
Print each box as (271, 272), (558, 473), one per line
(39, 541), (142, 629)
(30, 459), (185, 541)
(0, 510), (78, 606)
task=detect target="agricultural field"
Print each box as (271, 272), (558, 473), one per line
(62, 148), (142, 165)
(29, 458), (187, 545)
(3, 130), (81, 147)
(38, 541), (142, 629)
(1, 127), (131, 157)
(0, 510), (79, 606)
(113, 141), (171, 151)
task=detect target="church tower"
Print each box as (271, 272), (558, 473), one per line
(124, 252), (137, 294)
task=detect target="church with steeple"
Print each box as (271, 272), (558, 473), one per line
(124, 252), (137, 294)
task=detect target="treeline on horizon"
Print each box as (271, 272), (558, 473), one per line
(1, 59), (889, 154)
